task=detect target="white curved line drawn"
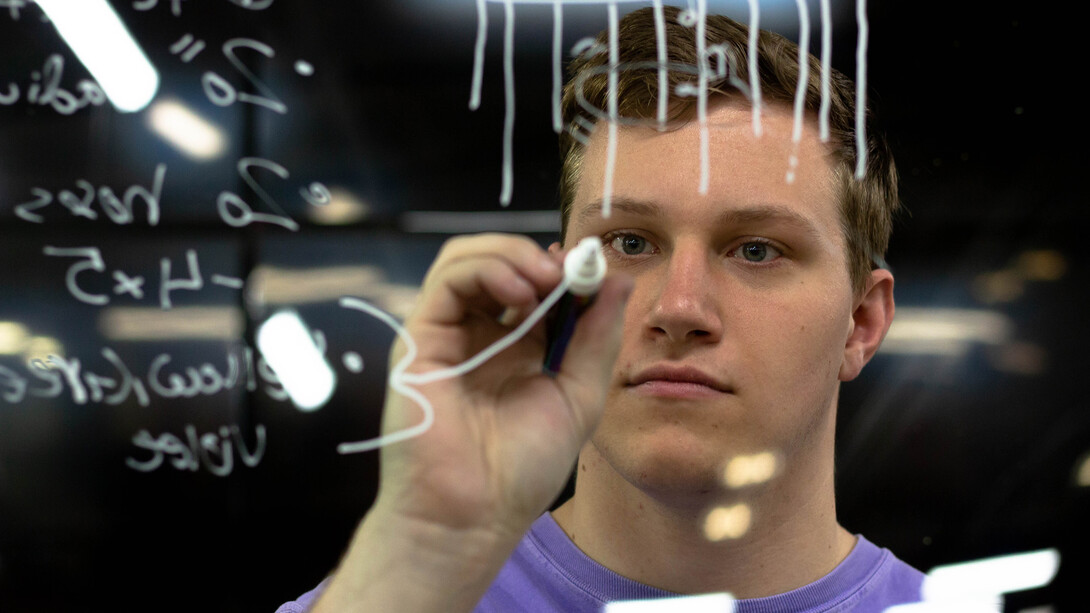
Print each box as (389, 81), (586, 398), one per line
(336, 278), (570, 454)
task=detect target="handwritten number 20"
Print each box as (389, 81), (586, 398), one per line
(217, 158), (300, 231)
(202, 39), (286, 114)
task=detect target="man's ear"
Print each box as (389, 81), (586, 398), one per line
(839, 268), (895, 382)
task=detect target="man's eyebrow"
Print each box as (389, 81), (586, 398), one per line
(576, 198), (824, 240)
(715, 204), (825, 240)
(576, 197), (664, 225)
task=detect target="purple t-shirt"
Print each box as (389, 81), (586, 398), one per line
(277, 513), (924, 612)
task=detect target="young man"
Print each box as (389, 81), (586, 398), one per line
(281, 7), (921, 612)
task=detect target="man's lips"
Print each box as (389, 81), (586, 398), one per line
(626, 365), (731, 398)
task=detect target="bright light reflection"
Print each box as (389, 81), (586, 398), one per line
(37, 0), (159, 112)
(703, 504), (751, 541)
(24, 336), (65, 360)
(881, 308), (1012, 356)
(307, 187), (370, 225)
(99, 306), (243, 341)
(1074, 453), (1090, 487)
(723, 451), (779, 488)
(256, 310), (336, 411)
(883, 596), (1001, 613)
(604, 592), (735, 613)
(148, 99), (226, 160)
(921, 548), (1060, 602)
(0, 322), (30, 354)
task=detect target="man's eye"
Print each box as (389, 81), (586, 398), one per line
(735, 241), (780, 263)
(609, 234), (652, 256)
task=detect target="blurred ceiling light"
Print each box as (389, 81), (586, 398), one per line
(881, 308), (1012, 357)
(703, 503), (752, 542)
(248, 265), (420, 318)
(256, 310), (336, 411)
(306, 187), (370, 225)
(0, 322), (30, 354)
(921, 548), (1060, 603)
(23, 336), (65, 361)
(402, 210), (560, 233)
(37, 0), (159, 112)
(1073, 453), (1090, 487)
(986, 341), (1046, 376)
(99, 306), (244, 341)
(723, 451), (779, 488)
(972, 270), (1024, 305)
(1015, 250), (1067, 282)
(147, 99), (227, 160)
(249, 265), (384, 305)
(883, 598), (1001, 613)
(604, 593), (735, 613)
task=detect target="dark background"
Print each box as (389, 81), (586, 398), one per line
(0, 1), (1084, 611)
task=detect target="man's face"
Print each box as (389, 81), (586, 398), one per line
(563, 99), (858, 497)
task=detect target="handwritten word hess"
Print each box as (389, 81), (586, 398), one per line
(0, 54), (108, 114)
(126, 423), (267, 477)
(43, 246), (244, 308)
(0, 343), (308, 407)
(15, 164), (165, 225)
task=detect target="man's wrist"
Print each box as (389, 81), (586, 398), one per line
(312, 502), (526, 613)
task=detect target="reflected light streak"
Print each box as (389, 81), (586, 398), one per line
(249, 265), (420, 319)
(99, 306), (244, 341)
(147, 99), (227, 160)
(881, 308), (1011, 356)
(723, 451), (779, 488)
(23, 336), (64, 361)
(306, 187), (370, 225)
(1074, 452), (1090, 487)
(1016, 249), (1066, 281)
(703, 503), (752, 541)
(604, 592), (735, 613)
(37, 0), (159, 112)
(256, 310), (336, 411)
(0, 322), (30, 354)
(921, 548), (1060, 602)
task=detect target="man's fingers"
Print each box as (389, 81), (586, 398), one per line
(552, 274), (633, 433)
(416, 257), (541, 325)
(428, 234), (562, 296)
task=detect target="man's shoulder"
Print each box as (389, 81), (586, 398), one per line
(822, 535), (924, 613)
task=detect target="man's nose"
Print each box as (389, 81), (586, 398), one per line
(643, 244), (724, 345)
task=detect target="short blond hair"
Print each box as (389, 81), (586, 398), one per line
(559, 6), (898, 294)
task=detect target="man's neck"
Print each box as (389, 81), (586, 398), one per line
(550, 443), (856, 599)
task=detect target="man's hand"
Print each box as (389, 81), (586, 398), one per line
(314, 233), (631, 612)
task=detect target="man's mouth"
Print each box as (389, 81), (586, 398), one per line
(627, 364), (732, 398)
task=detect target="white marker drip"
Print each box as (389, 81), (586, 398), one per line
(855, 0), (869, 179)
(653, 0), (667, 129)
(500, 0), (516, 205)
(819, 0), (832, 141)
(787, 0), (810, 184)
(551, 0), (563, 133)
(469, 0), (487, 110)
(602, 1), (619, 218)
(336, 279), (571, 454)
(747, 0), (762, 137)
(696, 0), (710, 194)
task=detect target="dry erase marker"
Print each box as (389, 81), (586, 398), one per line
(543, 236), (607, 376)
